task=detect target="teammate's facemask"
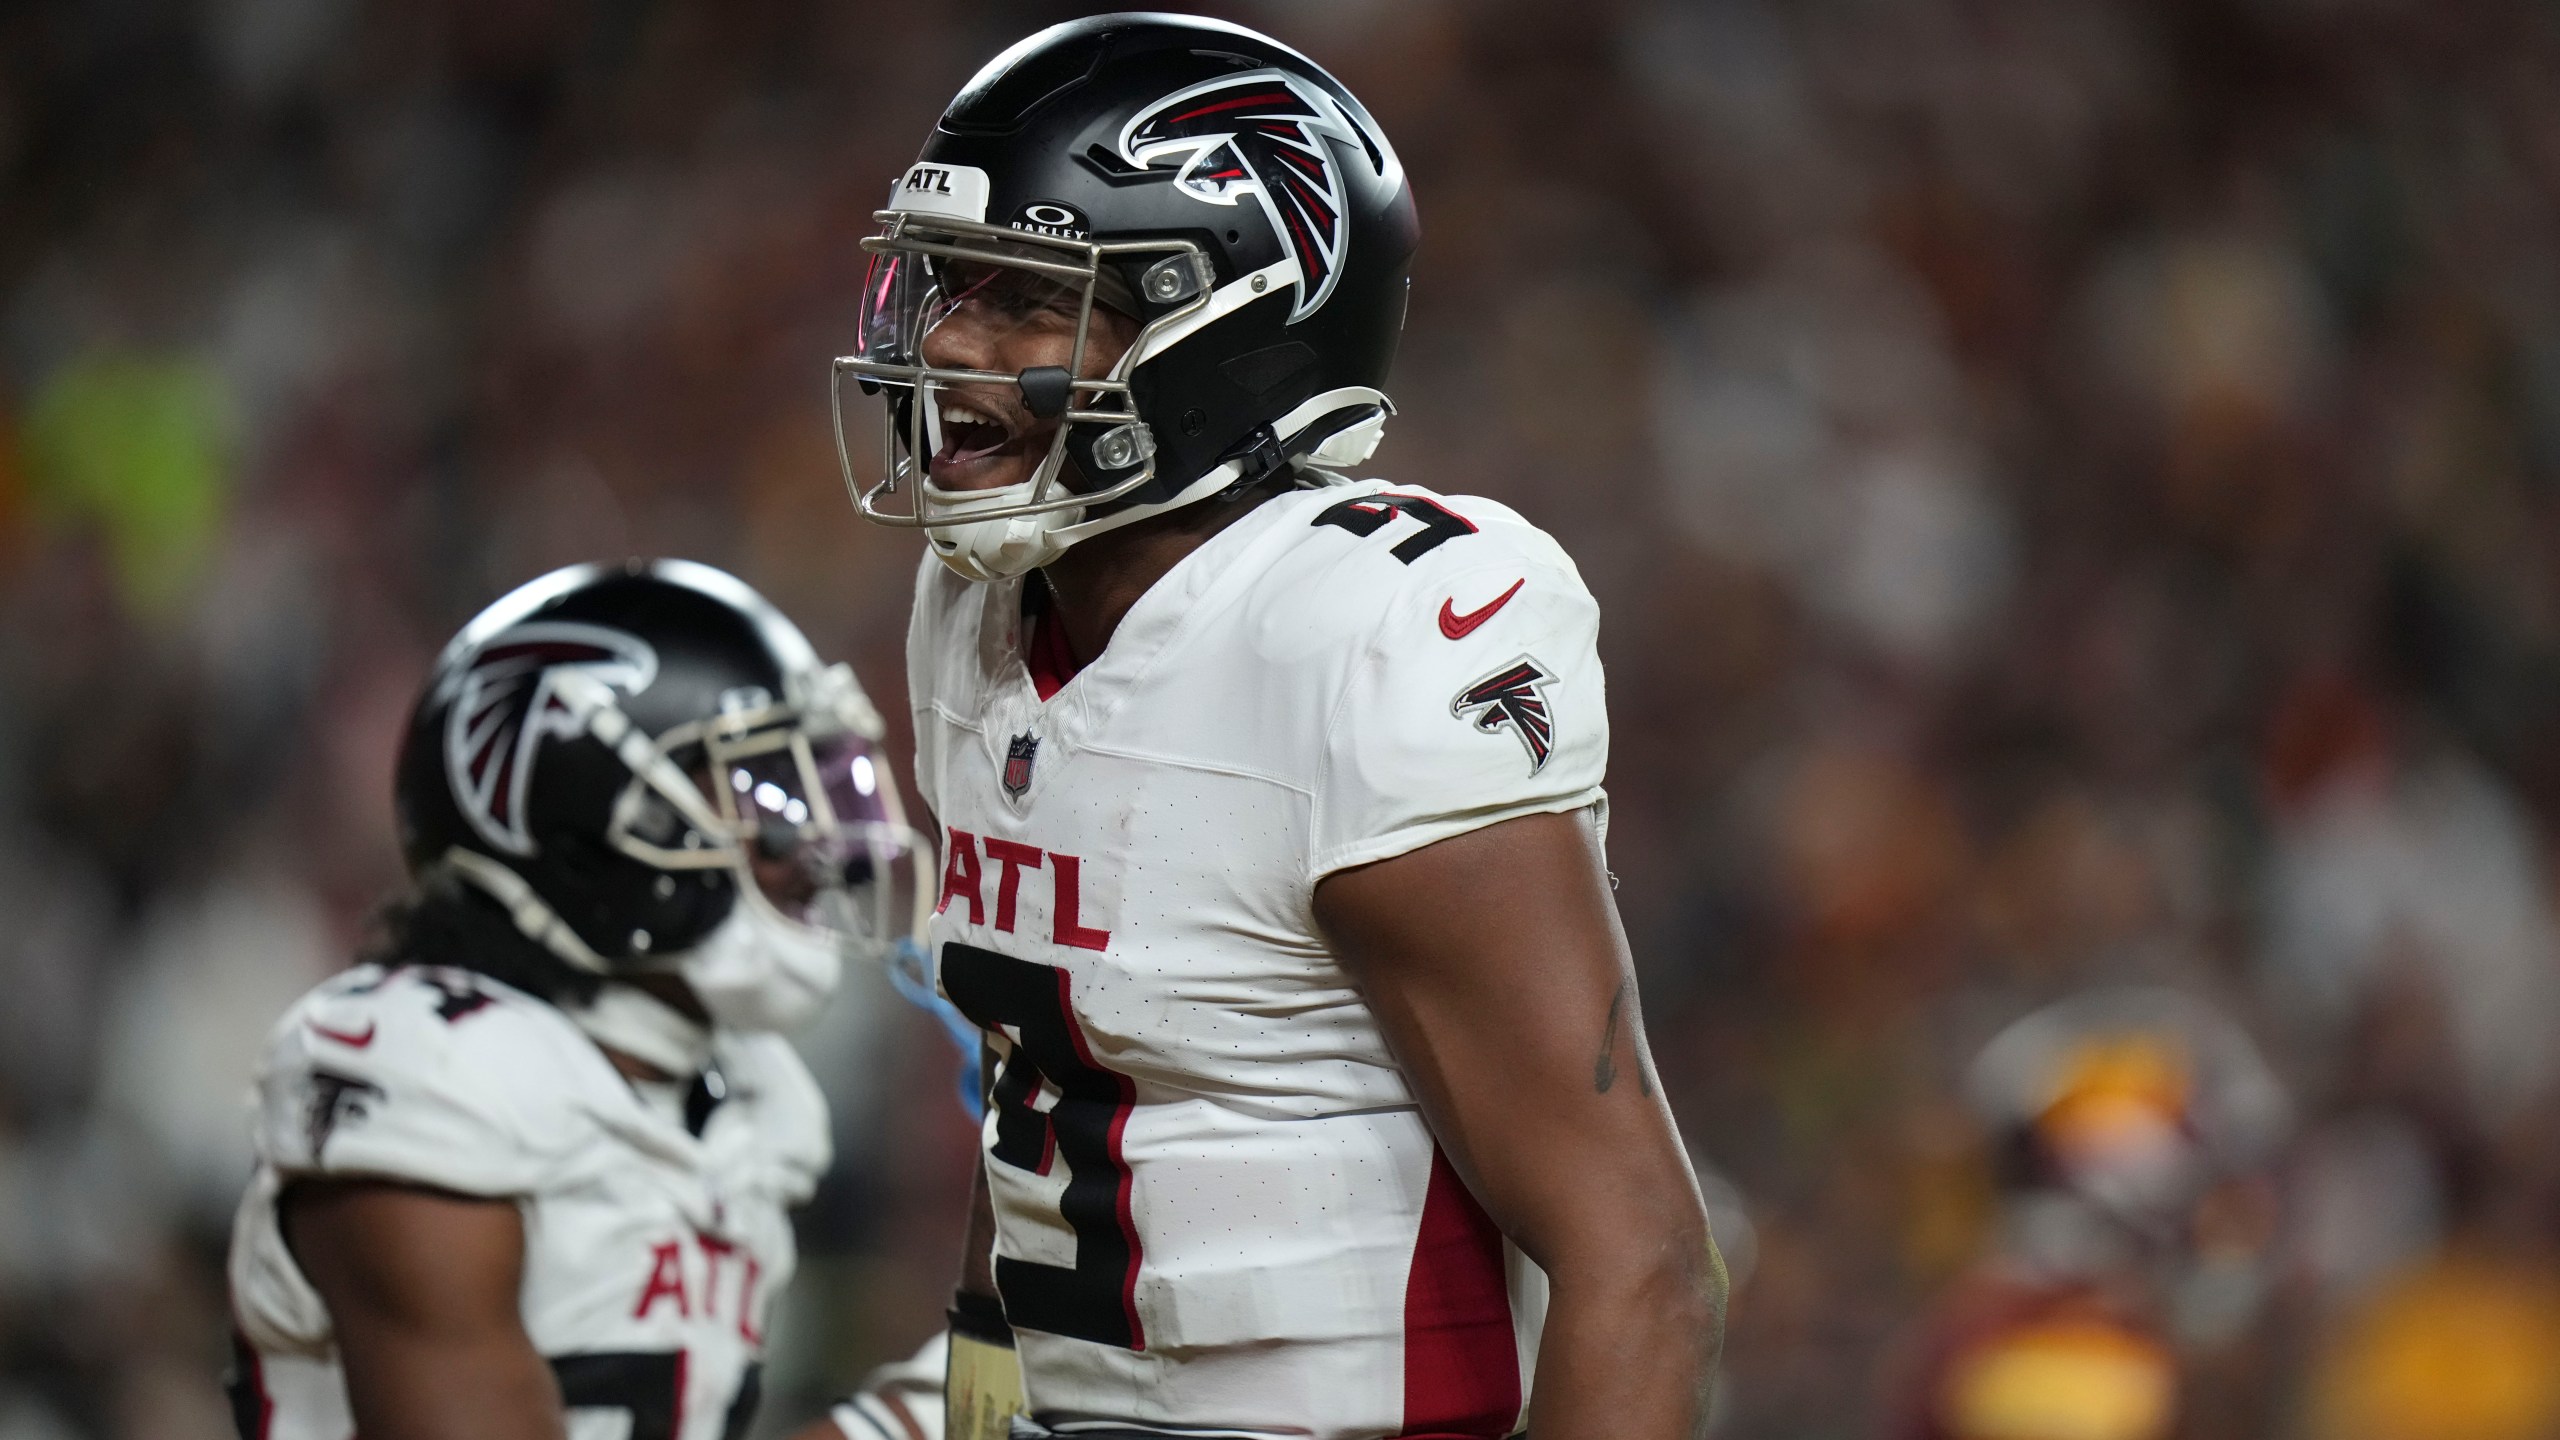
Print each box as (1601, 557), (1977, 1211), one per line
(598, 663), (933, 1013)
(831, 213), (1228, 581)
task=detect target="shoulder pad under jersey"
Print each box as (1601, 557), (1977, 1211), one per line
(249, 964), (619, 1196)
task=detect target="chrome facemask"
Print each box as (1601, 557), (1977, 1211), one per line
(597, 662), (934, 971)
(829, 210), (1217, 535)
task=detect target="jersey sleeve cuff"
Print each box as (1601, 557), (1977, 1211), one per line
(1308, 786), (1604, 881)
(270, 1141), (545, 1198)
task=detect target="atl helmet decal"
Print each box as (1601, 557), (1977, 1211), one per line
(1119, 69), (1379, 324)
(442, 621), (659, 856)
(1452, 657), (1558, 774)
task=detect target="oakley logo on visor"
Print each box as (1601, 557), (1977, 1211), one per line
(1119, 70), (1379, 323)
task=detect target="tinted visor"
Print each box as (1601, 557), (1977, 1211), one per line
(856, 250), (929, 366)
(721, 733), (908, 921)
(854, 236), (1106, 377)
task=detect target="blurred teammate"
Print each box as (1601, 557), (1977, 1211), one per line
(224, 560), (931, 1440)
(1888, 988), (2288, 1440)
(833, 15), (1721, 1439)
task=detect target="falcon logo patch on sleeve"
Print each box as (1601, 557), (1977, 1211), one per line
(1452, 657), (1557, 774)
(1118, 69), (1394, 323)
(303, 1069), (384, 1162)
(439, 622), (658, 856)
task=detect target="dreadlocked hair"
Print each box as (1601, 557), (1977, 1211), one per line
(359, 868), (606, 1007)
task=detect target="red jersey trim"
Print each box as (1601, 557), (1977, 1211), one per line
(1052, 964), (1148, 1350)
(1026, 613), (1084, 701)
(1400, 1147), (1521, 1437)
(226, 1330), (274, 1440)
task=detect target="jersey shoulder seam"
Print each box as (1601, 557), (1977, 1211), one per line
(1067, 739), (1316, 797)
(284, 969), (593, 1142)
(1305, 571), (1411, 886)
(925, 699), (987, 735)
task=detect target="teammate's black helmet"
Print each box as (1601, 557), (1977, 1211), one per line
(394, 559), (925, 981)
(832, 12), (1417, 579)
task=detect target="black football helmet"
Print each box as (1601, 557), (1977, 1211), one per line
(393, 559), (927, 981)
(831, 12), (1418, 579)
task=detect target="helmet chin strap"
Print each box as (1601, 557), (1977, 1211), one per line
(567, 981), (713, 1079)
(924, 386), (1395, 583)
(926, 463), (1243, 582)
(441, 847), (613, 975)
(437, 847), (714, 1077)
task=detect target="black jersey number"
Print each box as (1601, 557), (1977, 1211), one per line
(939, 941), (1146, 1350)
(1311, 492), (1478, 563)
(549, 1353), (759, 1440)
(552, 1353), (682, 1440)
(229, 1341), (749, 1440)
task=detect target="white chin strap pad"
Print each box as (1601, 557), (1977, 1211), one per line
(928, 509), (1075, 584)
(926, 464), (1237, 582)
(924, 387), (1394, 583)
(568, 982), (713, 1078)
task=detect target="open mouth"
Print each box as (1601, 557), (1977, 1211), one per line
(928, 394), (1057, 494)
(930, 397), (1052, 493)
(936, 400), (1013, 463)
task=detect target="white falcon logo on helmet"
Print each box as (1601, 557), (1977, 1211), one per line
(1119, 69), (1391, 324)
(441, 622), (658, 856)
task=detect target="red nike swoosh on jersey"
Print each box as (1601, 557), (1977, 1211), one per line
(1438, 578), (1525, 640)
(307, 1019), (377, 1048)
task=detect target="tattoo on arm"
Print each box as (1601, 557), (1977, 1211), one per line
(1593, 980), (1653, 1096)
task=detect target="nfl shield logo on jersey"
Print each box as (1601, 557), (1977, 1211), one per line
(1003, 732), (1040, 802)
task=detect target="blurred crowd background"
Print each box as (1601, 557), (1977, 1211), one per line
(6, 0), (2560, 1436)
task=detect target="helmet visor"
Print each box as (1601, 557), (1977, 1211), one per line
(856, 242), (1103, 371)
(714, 730), (918, 939)
(608, 707), (927, 966)
(856, 249), (931, 366)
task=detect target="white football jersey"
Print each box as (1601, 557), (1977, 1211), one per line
(909, 480), (1608, 1439)
(225, 963), (830, 1440)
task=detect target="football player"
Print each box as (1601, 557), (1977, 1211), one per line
(1887, 988), (2289, 1440)
(829, 15), (1724, 1440)
(225, 560), (934, 1440)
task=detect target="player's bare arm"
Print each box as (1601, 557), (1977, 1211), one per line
(281, 1179), (564, 1440)
(1318, 808), (1726, 1440)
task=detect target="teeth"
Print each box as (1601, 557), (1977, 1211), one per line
(939, 403), (999, 428)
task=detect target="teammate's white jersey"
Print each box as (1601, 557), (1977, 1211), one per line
(226, 962), (830, 1440)
(909, 480), (1608, 1439)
